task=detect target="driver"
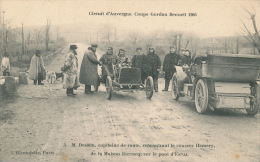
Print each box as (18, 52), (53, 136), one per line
(118, 49), (130, 68)
(181, 49), (192, 83)
(99, 47), (118, 83)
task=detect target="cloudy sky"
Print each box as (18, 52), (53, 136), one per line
(0, 0), (259, 38)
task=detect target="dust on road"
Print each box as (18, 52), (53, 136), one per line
(0, 43), (259, 162)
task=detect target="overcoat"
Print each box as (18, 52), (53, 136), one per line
(63, 51), (80, 89)
(163, 52), (180, 79)
(143, 52), (161, 76)
(29, 55), (45, 80)
(79, 50), (99, 85)
(131, 54), (144, 69)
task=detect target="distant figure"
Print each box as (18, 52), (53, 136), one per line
(62, 45), (80, 96)
(79, 44), (100, 94)
(1, 52), (11, 76)
(143, 47), (161, 92)
(99, 47), (118, 83)
(131, 47), (145, 83)
(29, 50), (46, 85)
(162, 46), (180, 91)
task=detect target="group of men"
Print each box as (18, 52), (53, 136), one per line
(62, 44), (192, 96)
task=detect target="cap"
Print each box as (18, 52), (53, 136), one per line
(3, 52), (10, 56)
(136, 47), (142, 51)
(36, 50), (41, 54)
(70, 45), (78, 50)
(91, 44), (98, 48)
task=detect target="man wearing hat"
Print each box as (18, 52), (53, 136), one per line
(143, 47), (161, 92)
(162, 46), (180, 91)
(1, 52), (11, 76)
(79, 44), (101, 94)
(29, 50), (46, 85)
(131, 47), (145, 83)
(62, 45), (80, 96)
(118, 49), (126, 62)
(99, 47), (118, 83)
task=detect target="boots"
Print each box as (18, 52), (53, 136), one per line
(85, 85), (93, 94)
(38, 79), (44, 85)
(162, 79), (170, 91)
(67, 88), (76, 96)
(38, 73), (44, 85)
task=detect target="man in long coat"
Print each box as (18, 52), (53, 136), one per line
(29, 50), (46, 85)
(79, 44), (100, 94)
(131, 47), (145, 84)
(143, 47), (161, 92)
(62, 45), (80, 96)
(162, 46), (180, 91)
(99, 47), (117, 83)
(1, 52), (11, 76)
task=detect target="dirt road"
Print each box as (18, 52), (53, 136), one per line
(0, 43), (259, 162)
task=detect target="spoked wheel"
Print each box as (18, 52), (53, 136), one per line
(171, 73), (180, 100)
(105, 76), (112, 100)
(145, 76), (154, 99)
(195, 79), (209, 114)
(246, 83), (259, 116)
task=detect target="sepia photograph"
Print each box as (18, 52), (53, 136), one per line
(0, 0), (259, 161)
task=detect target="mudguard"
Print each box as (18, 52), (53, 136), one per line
(175, 66), (188, 91)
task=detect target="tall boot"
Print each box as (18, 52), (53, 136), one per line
(71, 88), (77, 96)
(85, 85), (92, 94)
(38, 73), (44, 85)
(66, 88), (71, 96)
(163, 79), (170, 91)
(154, 76), (159, 92)
(33, 80), (37, 85)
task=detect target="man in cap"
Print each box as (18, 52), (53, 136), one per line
(99, 47), (118, 83)
(62, 45), (80, 96)
(29, 50), (46, 85)
(79, 44), (101, 94)
(143, 47), (161, 92)
(162, 46), (180, 91)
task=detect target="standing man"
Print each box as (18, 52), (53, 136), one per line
(99, 47), (117, 83)
(144, 47), (161, 92)
(62, 45), (80, 96)
(29, 50), (46, 85)
(162, 46), (180, 91)
(79, 44), (100, 94)
(131, 47), (145, 83)
(1, 52), (11, 76)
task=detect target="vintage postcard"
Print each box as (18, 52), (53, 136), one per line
(0, 0), (259, 161)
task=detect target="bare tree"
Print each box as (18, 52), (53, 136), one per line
(45, 19), (51, 51)
(56, 26), (60, 42)
(177, 33), (183, 54)
(21, 23), (25, 60)
(26, 32), (30, 54)
(236, 37), (239, 54)
(34, 28), (42, 49)
(241, 8), (260, 54)
(107, 31), (111, 46)
(224, 39), (228, 53)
